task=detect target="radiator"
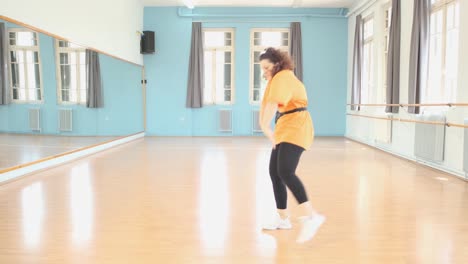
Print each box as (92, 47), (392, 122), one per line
(59, 109), (73, 132)
(219, 109), (232, 132)
(28, 108), (41, 131)
(375, 115), (392, 144)
(414, 113), (446, 162)
(252, 110), (262, 133)
(464, 119), (468, 173)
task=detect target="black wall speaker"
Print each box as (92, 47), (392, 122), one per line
(140, 31), (155, 54)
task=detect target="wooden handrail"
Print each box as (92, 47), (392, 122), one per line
(0, 132), (144, 174)
(347, 103), (468, 107)
(347, 114), (468, 128)
(0, 15), (143, 67)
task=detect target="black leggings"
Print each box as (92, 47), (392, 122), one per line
(269, 142), (308, 210)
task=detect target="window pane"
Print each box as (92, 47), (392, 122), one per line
(18, 56), (26, 89)
(254, 51), (261, 63)
(427, 10), (444, 103)
(362, 41), (374, 103)
(59, 40), (68, 48)
(215, 51), (225, 103)
(26, 51), (34, 63)
(16, 31), (36, 46)
(9, 32), (16, 46)
(13, 88), (18, 100)
(254, 64), (261, 89)
(60, 53), (69, 64)
(224, 32), (232, 46)
(70, 64), (78, 92)
(61, 65), (71, 90)
(224, 64), (231, 89)
(19, 88), (26, 100)
(80, 52), (86, 64)
(364, 18), (374, 40)
(224, 90), (231, 102)
(11, 64), (19, 87)
(34, 64), (40, 88)
(259, 32), (282, 47)
(17, 51), (25, 63)
(70, 89), (78, 103)
(203, 51), (213, 104)
(79, 89), (87, 104)
(10, 51), (17, 63)
(34, 52), (39, 63)
(27, 62), (36, 89)
(204, 32), (225, 47)
(70, 52), (78, 65)
(253, 90), (260, 101)
(62, 89), (69, 102)
(80, 62), (86, 93)
(36, 89), (41, 101)
(224, 51), (231, 63)
(27, 88), (36, 101)
(444, 2), (459, 102)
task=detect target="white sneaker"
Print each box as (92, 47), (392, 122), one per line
(296, 214), (325, 243)
(262, 214), (292, 230)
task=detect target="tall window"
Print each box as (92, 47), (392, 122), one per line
(250, 29), (289, 104)
(424, 0), (459, 104)
(362, 16), (375, 104)
(383, 4), (392, 103)
(203, 29), (234, 105)
(55, 40), (86, 104)
(8, 29), (43, 102)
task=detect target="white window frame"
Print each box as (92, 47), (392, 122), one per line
(54, 39), (87, 105)
(382, 3), (392, 104)
(202, 28), (235, 105)
(249, 28), (290, 105)
(7, 28), (43, 104)
(423, 0), (459, 108)
(361, 15), (375, 104)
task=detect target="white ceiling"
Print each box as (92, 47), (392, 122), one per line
(142, 0), (359, 8)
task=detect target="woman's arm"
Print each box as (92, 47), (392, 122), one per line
(260, 101), (277, 147)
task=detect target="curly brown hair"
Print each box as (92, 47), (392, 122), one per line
(259, 47), (295, 77)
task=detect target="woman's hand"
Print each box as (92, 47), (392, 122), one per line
(260, 102), (278, 148)
(262, 126), (275, 148)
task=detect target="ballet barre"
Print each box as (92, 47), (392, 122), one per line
(347, 103), (468, 107)
(346, 113), (468, 129)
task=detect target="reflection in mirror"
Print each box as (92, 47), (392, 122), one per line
(0, 18), (144, 172)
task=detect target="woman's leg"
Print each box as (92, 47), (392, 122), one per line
(276, 142), (308, 205)
(276, 142), (325, 242)
(269, 146), (287, 211)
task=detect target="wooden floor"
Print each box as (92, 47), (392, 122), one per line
(0, 137), (468, 263)
(0, 134), (116, 170)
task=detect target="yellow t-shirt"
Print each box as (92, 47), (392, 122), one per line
(261, 70), (314, 150)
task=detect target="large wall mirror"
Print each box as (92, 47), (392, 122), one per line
(0, 18), (144, 172)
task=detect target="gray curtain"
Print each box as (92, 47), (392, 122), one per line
(0, 23), (9, 105)
(351, 15), (363, 111)
(86, 49), (103, 108)
(386, 0), (401, 113)
(290, 22), (303, 81)
(408, 0), (430, 114)
(186, 22), (204, 108)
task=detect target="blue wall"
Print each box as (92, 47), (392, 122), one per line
(0, 20), (144, 136)
(143, 7), (348, 136)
